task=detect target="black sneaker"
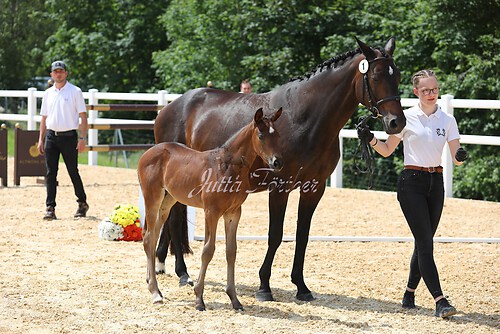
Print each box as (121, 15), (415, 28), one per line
(74, 202), (89, 218)
(435, 298), (457, 318)
(43, 206), (57, 220)
(402, 291), (416, 309)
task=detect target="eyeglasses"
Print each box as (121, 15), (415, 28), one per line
(420, 87), (439, 96)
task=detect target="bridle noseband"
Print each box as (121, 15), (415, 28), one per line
(362, 57), (401, 119)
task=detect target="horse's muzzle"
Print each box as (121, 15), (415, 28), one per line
(383, 113), (406, 134)
(268, 156), (284, 171)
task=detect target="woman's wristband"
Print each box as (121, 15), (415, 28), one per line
(79, 136), (87, 141)
(370, 138), (378, 147)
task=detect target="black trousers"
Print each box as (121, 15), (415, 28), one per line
(397, 169), (445, 299)
(44, 130), (87, 208)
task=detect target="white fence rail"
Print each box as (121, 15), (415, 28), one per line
(1, 88), (499, 198)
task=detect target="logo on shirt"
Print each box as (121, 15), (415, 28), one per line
(436, 128), (446, 137)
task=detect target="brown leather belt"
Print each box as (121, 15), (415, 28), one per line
(404, 165), (443, 173)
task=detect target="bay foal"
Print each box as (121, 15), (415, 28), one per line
(138, 107), (283, 310)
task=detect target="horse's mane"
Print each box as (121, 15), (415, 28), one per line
(290, 46), (389, 82)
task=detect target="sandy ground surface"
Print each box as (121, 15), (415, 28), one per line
(0, 160), (498, 334)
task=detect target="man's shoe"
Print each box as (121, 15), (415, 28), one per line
(74, 202), (89, 218)
(402, 291), (416, 309)
(43, 206), (57, 220)
(435, 298), (457, 318)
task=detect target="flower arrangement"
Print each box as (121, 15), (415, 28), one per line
(98, 204), (142, 241)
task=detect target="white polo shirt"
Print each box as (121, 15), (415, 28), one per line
(394, 104), (460, 167)
(40, 81), (87, 132)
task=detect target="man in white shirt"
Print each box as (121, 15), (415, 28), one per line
(239, 79), (252, 94)
(37, 61), (89, 220)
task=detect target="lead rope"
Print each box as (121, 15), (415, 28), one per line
(354, 115), (377, 189)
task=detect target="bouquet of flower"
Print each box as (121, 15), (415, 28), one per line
(98, 204), (142, 241)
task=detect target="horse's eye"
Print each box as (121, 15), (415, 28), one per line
(258, 132), (264, 140)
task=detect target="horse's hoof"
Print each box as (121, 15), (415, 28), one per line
(155, 262), (166, 275)
(152, 296), (164, 304)
(179, 273), (194, 287)
(296, 292), (315, 302)
(231, 300), (244, 311)
(256, 289), (274, 302)
(195, 304), (206, 311)
(233, 305), (244, 311)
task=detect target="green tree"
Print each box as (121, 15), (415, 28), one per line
(43, 0), (170, 92)
(0, 0), (50, 90)
(153, 0), (353, 93)
(426, 0), (499, 200)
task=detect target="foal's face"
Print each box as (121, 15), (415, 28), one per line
(252, 108), (284, 171)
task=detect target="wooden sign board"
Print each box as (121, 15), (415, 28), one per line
(14, 128), (46, 186)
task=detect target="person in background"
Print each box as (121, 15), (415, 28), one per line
(37, 60), (90, 220)
(239, 79), (252, 94)
(357, 69), (468, 318)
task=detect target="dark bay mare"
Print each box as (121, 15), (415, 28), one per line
(154, 38), (406, 302)
(139, 108), (283, 310)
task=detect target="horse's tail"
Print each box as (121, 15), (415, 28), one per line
(168, 202), (192, 255)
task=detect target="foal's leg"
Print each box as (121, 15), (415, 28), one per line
(143, 194), (164, 303)
(155, 222), (169, 274)
(144, 193), (176, 304)
(193, 210), (220, 311)
(223, 207), (243, 310)
(292, 182), (326, 301)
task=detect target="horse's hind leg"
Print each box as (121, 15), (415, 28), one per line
(223, 207), (243, 311)
(155, 203), (193, 286)
(171, 203), (193, 286)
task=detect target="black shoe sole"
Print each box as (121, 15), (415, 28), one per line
(402, 304), (416, 309)
(436, 307), (457, 318)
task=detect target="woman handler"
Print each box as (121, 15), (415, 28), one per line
(358, 69), (468, 318)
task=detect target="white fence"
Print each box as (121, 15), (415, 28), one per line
(1, 88), (499, 198)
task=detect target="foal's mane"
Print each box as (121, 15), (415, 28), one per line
(290, 46), (389, 82)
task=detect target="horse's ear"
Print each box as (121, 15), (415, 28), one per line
(254, 108), (264, 124)
(385, 37), (396, 56)
(271, 107), (282, 122)
(355, 37), (376, 61)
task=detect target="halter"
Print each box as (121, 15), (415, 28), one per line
(355, 56), (401, 188)
(362, 57), (401, 119)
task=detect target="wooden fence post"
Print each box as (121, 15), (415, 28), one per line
(88, 89), (99, 166)
(0, 124), (7, 186)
